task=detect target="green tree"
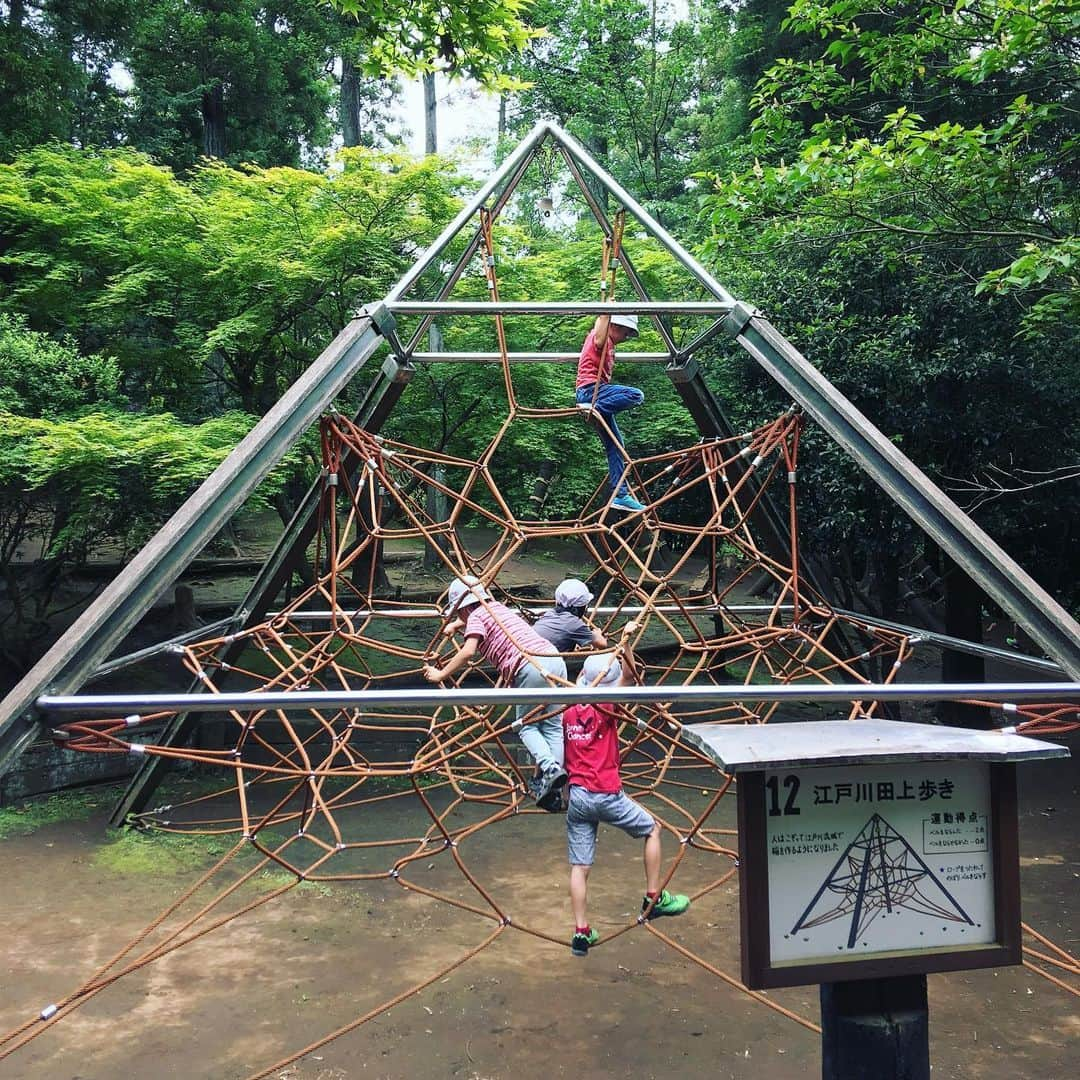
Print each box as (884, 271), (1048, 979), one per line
(0, 314), (295, 677)
(0, 144), (463, 417)
(505, 0), (700, 225)
(697, 0), (1080, 626)
(0, 0), (132, 158)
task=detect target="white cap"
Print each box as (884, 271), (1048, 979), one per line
(577, 652), (622, 688)
(555, 578), (593, 608)
(444, 575), (491, 617)
(610, 314), (639, 337)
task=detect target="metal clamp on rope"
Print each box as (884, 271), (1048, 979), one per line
(39, 1004), (58, 1021)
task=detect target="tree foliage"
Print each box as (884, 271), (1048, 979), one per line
(697, 0), (1080, 616)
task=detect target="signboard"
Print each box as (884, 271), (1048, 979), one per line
(737, 763), (1020, 989)
(765, 761), (995, 965)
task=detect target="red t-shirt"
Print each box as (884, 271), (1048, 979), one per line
(563, 702), (622, 793)
(576, 328), (614, 390)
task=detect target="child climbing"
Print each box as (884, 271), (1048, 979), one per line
(563, 634), (690, 956)
(423, 575), (569, 808)
(576, 313), (646, 513)
(533, 578), (608, 652)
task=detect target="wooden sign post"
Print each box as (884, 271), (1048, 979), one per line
(681, 718), (1069, 1080)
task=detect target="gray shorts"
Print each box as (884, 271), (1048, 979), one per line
(566, 785), (655, 866)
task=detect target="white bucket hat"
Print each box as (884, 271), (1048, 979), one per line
(555, 578), (593, 608)
(444, 575), (491, 617)
(577, 652), (622, 688)
(610, 313), (639, 338)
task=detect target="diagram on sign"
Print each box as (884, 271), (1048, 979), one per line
(791, 813), (975, 949)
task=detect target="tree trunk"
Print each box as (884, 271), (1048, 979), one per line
(340, 56), (362, 147)
(423, 72), (437, 154)
(9, 0), (25, 31)
(941, 556), (988, 729)
(497, 92), (507, 139)
(202, 82), (227, 159)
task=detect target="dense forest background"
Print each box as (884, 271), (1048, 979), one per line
(1, 0), (1077, 682)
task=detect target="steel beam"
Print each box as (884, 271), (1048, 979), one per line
(0, 312), (387, 780)
(729, 307), (1080, 680)
(386, 123), (550, 304)
(554, 145), (680, 356)
(403, 144), (540, 355)
(544, 123), (737, 306)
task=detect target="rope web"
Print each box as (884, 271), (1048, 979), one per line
(4, 212), (1077, 1075)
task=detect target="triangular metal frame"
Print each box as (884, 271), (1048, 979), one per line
(1, 121), (1077, 818)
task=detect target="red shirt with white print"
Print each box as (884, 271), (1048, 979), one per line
(563, 702), (622, 793)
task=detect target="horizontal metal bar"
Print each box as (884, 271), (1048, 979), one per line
(409, 351), (671, 364)
(387, 301), (734, 317)
(0, 314), (386, 777)
(38, 683), (1080, 716)
(263, 603), (781, 620)
(386, 122), (548, 303)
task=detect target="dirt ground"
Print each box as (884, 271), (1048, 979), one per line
(1, 734), (1077, 1080)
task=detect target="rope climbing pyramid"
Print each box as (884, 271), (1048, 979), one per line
(1, 122), (1077, 1074)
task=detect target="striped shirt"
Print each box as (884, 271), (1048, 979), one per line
(464, 601), (557, 682)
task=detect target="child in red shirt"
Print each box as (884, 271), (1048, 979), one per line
(563, 636), (690, 956)
(576, 313), (646, 513)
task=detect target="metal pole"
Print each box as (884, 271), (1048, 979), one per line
(37, 681), (1080, 716)
(388, 301), (734, 317)
(408, 351), (671, 363)
(386, 122), (550, 303)
(403, 143), (541, 354)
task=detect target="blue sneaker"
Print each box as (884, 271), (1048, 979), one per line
(611, 493), (646, 513)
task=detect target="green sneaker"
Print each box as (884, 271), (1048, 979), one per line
(571, 928), (600, 956)
(642, 889), (690, 920)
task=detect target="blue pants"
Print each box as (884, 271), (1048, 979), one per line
(576, 382), (645, 495)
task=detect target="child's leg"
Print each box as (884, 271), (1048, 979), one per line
(577, 383), (644, 494)
(536, 655), (567, 765)
(570, 864), (591, 928)
(567, 787), (599, 929)
(513, 658), (565, 772)
(643, 819), (662, 896)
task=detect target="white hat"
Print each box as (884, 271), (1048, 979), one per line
(577, 652), (622, 688)
(610, 314), (639, 338)
(444, 575), (491, 617)
(555, 578), (593, 608)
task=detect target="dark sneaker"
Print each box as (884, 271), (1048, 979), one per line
(641, 889), (690, 919)
(534, 764), (567, 804)
(571, 928), (600, 956)
(537, 788), (564, 813)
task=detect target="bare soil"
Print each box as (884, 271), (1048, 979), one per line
(0, 738), (1077, 1080)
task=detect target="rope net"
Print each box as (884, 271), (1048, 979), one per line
(8, 220), (1076, 1073)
